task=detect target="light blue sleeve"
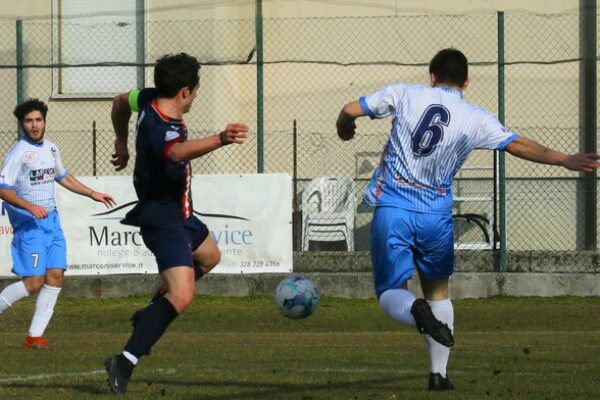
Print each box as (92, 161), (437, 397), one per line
(360, 84), (404, 120)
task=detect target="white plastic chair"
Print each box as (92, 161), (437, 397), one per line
(301, 176), (356, 251)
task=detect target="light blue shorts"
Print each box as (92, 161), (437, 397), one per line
(370, 206), (454, 297)
(11, 210), (67, 277)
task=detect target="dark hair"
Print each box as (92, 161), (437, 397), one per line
(154, 53), (201, 98)
(13, 98), (48, 123)
(429, 48), (468, 87)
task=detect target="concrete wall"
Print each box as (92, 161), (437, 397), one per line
(1, 250), (598, 299)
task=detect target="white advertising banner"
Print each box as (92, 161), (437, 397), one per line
(0, 174), (293, 277)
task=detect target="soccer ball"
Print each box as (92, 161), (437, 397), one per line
(275, 275), (320, 319)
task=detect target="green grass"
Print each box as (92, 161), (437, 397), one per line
(1, 295), (599, 399)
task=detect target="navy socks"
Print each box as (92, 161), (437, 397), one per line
(124, 296), (178, 358)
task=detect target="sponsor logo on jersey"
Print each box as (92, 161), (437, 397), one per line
(22, 151), (39, 164)
(165, 130), (180, 141)
(29, 167), (55, 183)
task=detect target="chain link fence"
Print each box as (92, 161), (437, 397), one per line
(0, 8), (598, 262)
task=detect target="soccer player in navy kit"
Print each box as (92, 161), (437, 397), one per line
(0, 99), (115, 350)
(336, 48), (600, 390)
(105, 53), (248, 395)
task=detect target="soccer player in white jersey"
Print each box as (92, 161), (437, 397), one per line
(336, 48), (600, 391)
(0, 99), (115, 349)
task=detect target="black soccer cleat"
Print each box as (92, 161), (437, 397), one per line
(410, 298), (454, 347)
(105, 354), (135, 395)
(428, 373), (454, 391)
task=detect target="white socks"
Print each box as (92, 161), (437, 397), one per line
(379, 290), (454, 378)
(122, 351), (139, 365)
(424, 299), (454, 378)
(0, 281), (30, 313)
(379, 288), (417, 327)
(28, 284), (62, 337)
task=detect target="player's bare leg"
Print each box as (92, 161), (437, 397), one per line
(131, 234), (220, 328)
(192, 234), (221, 277)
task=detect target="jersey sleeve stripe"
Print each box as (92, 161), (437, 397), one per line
(359, 96), (376, 119)
(54, 171), (68, 181)
(0, 183), (13, 189)
(128, 89), (141, 112)
(496, 133), (519, 151)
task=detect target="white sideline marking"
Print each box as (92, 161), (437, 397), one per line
(0, 370), (105, 384)
(0, 368), (176, 385)
(0, 366), (567, 385)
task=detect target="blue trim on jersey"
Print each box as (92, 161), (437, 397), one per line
(0, 183), (13, 189)
(55, 170), (68, 181)
(359, 96), (376, 119)
(496, 133), (519, 151)
(22, 136), (43, 147)
(437, 86), (463, 99)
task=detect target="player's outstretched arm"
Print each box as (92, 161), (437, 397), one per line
(505, 136), (600, 172)
(57, 175), (116, 208)
(336, 101), (365, 141)
(111, 91), (132, 171)
(0, 188), (49, 218)
(167, 123), (249, 162)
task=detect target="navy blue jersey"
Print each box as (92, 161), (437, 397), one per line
(122, 88), (193, 227)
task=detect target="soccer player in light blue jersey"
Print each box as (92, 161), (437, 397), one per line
(0, 99), (115, 350)
(336, 48), (600, 391)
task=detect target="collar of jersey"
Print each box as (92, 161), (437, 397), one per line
(151, 100), (183, 123)
(22, 135), (43, 147)
(435, 86), (463, 99)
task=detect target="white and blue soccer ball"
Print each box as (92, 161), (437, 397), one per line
(275, 275), (320, 319)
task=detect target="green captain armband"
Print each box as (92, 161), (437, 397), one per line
(128, 89), (141, 112)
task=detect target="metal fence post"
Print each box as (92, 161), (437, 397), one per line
(497, 11), (507, 271)
(16, 19), (24, 139)
(255, 0), (264, 173)
(578, 0), (597, 250)
(136, 0), (145, 89)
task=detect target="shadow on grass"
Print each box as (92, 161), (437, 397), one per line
(1, 382), (105, 396)
(140, 374), (424, 400)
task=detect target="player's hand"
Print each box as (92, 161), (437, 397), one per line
(91, 191), (116, 208)
(219, 123), (249, 145)
(336, 120), (356, 141)
(111, 140), (130, 171)
(28, 204), (49, 219)
(562, 152), (600, 172)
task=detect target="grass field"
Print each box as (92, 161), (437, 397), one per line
(0, 295), (599, 399)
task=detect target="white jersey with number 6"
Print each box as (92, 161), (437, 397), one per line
(360, 83), (518, 213)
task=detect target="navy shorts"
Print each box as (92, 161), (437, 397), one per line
(140, 216), (210, 273)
